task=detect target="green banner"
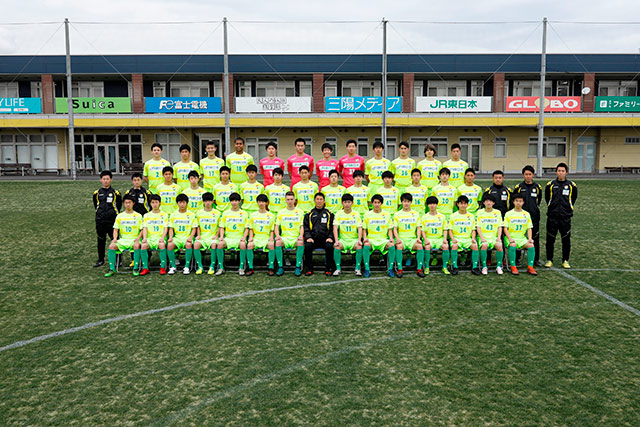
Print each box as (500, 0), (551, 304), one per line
(55, 97), (131, 113)
(595, 96), (640, 112)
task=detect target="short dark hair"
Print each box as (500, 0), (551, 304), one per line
(381, 171), (394, 180)
(205, 140), (217, 148)
(314, 192), (325, 199)
(294, 137), (306, 145)
(246, 164), (258, 173)
(188, 170), (200, 178)
(522, 165), (535, 174)
(273, 167), (284, 176)
(131, 172), (143, 180)
(162, 166), (173, 175)
(298, 165), (310, 173)
(150, 194), (162, 203)
(179, 144), (191, 153)
(202, 192), (214, 202)
(399, 140), (409, 149)
(411, 168), (421, 176)
(100, 170), (113, 178)
(321, 143), (333, 152)
(219, 166), (231, 174)
(229, 192), (241, 202)
(286, 191), (295, 197)
(372, 141), (384, 150)
(328, 169), (339, 177)
(456, 195), (469, 204)
(341, 193), (354, 202)
(492, 170), (504, 177)
(234, 137), (245, 144)
(400, 192), (413, 202)
(426, 196), (438, 205)
(439, 167), (450, 176)
(346, 139), (357, 147)
(512, 193), (525, 202)
(482, 193), (497, 204)
(353, 170), (365, 178)
(464, 168), (475, 175)
(556, 162), (569, 172)
(151, 142), (163, 151)
(256, 194), (268, 203)
(451, 143), (461, 151)
(371, 194), (384, 203)
(266, 141), (277, 150)
(123, 194), (136, 203)
(176, 194), (189, 203)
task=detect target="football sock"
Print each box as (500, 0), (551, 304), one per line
(194, 249), (202, 269)
(295, 246), (304, 268)
(141, 250), (149, 269)
(451, 250), (458, 268)
(355, 248), (363, 270)
(167, 249), (176, 268)
(334, 249), (342, 270)
(275, 246), (284, 268)
(509, 246), (517, 267)
(216, 248), (224, 269)
(527, 247), (535, 267)
(480, 249), (488, 268)
(363, 245), (371, 270)
(159, 249), (167, 268)
(246, 249), (254, 269)
(107, 249), (116, 271)
(268, 249), (275, 269)
(472, 250), (479, 269)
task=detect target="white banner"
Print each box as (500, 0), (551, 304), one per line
(415, 97), (493, 112)
(235, 97), (312, 113)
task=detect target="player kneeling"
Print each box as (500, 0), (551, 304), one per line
(105, 194), (143, 277)
(504, 194), (537, 276)
(246, 194), (276, 276)
(193, 192), (221, 275)
(393, 193), (425, 278)
(140, 194), (168, 275)
(448, 195), (480, 275)
(362, 195), (395, 278)
(167, 194), (196, 275)
(332, 194), (364, 276)
(216, 192), (249, 276)
(421, 196), (451, 275)
(475, 193), (505, 275)
(274, 192), (305, 276)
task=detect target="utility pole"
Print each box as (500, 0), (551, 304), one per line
(223, 17), (231, 159)
(65, 18), (76, 180)
(381, 18), (388, 154)
(537, 17), (548, 178)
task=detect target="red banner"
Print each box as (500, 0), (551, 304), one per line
(505, 96), (582, 112)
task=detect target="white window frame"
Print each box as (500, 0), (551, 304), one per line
(238, 81), (252, 97)
(409, 136), (448, 159)
(255, 81), (295, 97)
(513, 80), (552, 97)
(427, 80), (466, 97)
(299, 81), (313, 97)
(1, 134), (58, 169)
(374, 137), (398, 160)
(170, 81), (209, 98)
(213, 81), (223, 97)
(528, 136), (567, 158)
(0, 82), (19, 98)
(323, 137), (338, 158)
(413, 80), (424, 99)
(598, 80), (637, 97)
(556, 80), (571, 96)
(357, 137), (369, 157)
(72, 81), (104, 98)
(324, 80), (338, 97)
(30, 81), (42, 98)
(624, 136), (640, 145)
(494, 137), (507, 158)
(155, 133), (183, 164)
(471, 80), (484, 97)
(245, 137), (278, 162)
(153, 81), (166, 97)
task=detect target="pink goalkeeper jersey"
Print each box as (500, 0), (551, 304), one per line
(316, 158), (339, 189)
(337, 154), (365, 188)
(287, 153), (314, 188)
(259, 157), (285, 186)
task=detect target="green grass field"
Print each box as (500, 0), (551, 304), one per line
(0, 179), (639, 425)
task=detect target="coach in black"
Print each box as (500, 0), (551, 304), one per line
(544, 162), (578, 269)
(513, 165), (543, 266)
(483, 170), (511, 218)
(92, 170), (122, 267)
(303, 192), (335, 276)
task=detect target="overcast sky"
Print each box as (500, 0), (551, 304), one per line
(1, 0), (640, 56)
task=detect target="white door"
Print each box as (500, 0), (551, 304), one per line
(576, 142), (596, 173)
(459, 141), (481, 171)
(30, 145), (44, 169)
(45, 145), (58, 169)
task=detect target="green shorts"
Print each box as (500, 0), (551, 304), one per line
(252, 235), (271, 251)
(116, 238), (136, 253)
(506, 236), (529, 249)
(280, 235), (299, 249)
(368, 238), (391, 255)
(398, 236), (419, 253)
(223, 236), (242, 250)
(172, 235), (191, 250)
(146, 236), (165, 250)
(339, 238), (359, 253)
(425, 237), (445, 250)
(454, 238), (473, 250)
(478, 236), (499, 250)
(197, 236), (218, 250)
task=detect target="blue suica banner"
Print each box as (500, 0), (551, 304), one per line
(145, 97), (222, 113)
(325, 97), (402, 113)
(0, 98), (42, 114)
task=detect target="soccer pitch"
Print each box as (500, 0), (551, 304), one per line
(0, 179), (638, 425)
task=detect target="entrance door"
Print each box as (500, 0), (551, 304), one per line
(96, 144), (118, 173)
(199, 134), (223, 159)
(459, 139), (481, 171)
(576, 137), (596, 173)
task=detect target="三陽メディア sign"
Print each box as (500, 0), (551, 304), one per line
(325, 97), (402, 113)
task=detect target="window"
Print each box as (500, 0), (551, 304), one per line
(324, 80), (338, 97)
(245, 137), (277, 161)
(238, 81), (252, 97)
(0, 82), (19, 98)
(170, 81), (209, 97)
(255, 81), (295, 97)
(300, 137), (313, 156)
(1, 133), (58, 170)
(30, 82), (42, 98)
(153, 82), (166, 97)
(513, 80), (552, 97)
(357, 137), (369, 157)
(556, 80), (570, 96)
(494, 137), (506, 158)
(413, 81), (424, 98)
(324, 137), (338, 157)
(343, 80), (380, 97)
(471, 80), (484, 96)
(72, 81), (104, 97)
(427, 80), (466, 97)
(374, 137), (397, 160)
(213, 81), (223, 97)
(155, 133), (183, 163)
(528, 136), (567, 157)
(299, 81), (313, 97)
(598, 81), (637, 97)
(625, 137), (640, 145)
(409, 137), (448, 158)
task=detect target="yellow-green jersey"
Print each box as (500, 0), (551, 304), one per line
(390, 157), (416, 188)
(406, 184), (429, 213)
(219, 209), (248, 239)
(239, 181), (264, 212)
(449, 211), (476, 240)
(334, 209), (362, 240)
(323, 185), (346, 214)
(374, 186), (400, 214)
(457, 183), (483, 214)
(475, 208), (503, 241)
(345, 185), (369, 216)
(213, 182), (238, 212)
(182, 186), (206, 213)
(143, 210), (168, 239)
(226, 152), (254, 184)
(173, 160), (201, 191)
(156, 182), (182, 214)
(504, 209), (532, 240)
(114, 211), (143, 239)
(442, 159), (469, 188)
(196, 208), (221, 240)
(421, 212), (449, 239)
(276, 208), (305, 239)
(292, 181), (318, 213)
(363, 210), (392, 240)
(200, 156), (225, 191)
(248, 210), (275, 238)
(365, 157), (391, 186)
(430, 184), (457, 216)
(265, 183), (289, 214)
(393, 209), (421, 239)
(170, 210), (196, 239)
(143, 158), (171, 194)
(417, 158), (442, 189)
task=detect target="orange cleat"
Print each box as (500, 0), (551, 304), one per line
(139, 268), (150, 276)
(527, 266), (538, 276)
(510, 266), (519, 275)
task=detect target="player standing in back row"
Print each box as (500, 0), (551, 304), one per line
(287, 138), (314, 188)
(337, 139), (365, 188)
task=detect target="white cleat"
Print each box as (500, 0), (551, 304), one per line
(182, 267), (190, 275)
(481, 267), (488, 275)
(238, 268), (245, 276)
(332, 269), (341, 276)
(215, 268), (224, 276)
(168, 267), (177, 275)
(496, 266), (504, 275)
(355, 269), (362, 276)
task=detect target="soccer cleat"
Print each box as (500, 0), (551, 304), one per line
(246, 269), (254, 277)
(133, 270), (140, 277)
(182, 267), (190, 275)
(129, 260), (135, 268)
(324, 271), (332, 276)
(268, 269), (275, 276)
(238, 268), (245, 276)
(481, 267), (488, 276)
(140, 268), (150, 276)
(104, 270), (115, 277)
(207, 268), (215, 275)
(387, 269), (395, 278)
(195, 268), (203, 275)
(472, 267), (481, 276)
(281, 267), (288, 276)
(544, 260), (553, 268)
(450, 267), (459, 276)
(363, 270), (371, 278)
(527, 266), (538, 276)
(416, 269), (425, 278)
(93, 260), (105, 268)
(305, 270), (314, 277)
(168, 267), (177, 275)
(396, 269), (403, 278)
(441, 267), (450, 275)
(496, 266), (504, 275)
(510, 266), (519, 275)
(355, 269), (362, 276)
(424, 268), (430, 275)
(160, 267), (167, 275)
(333, 269), (341, 276)
(562, 261), (571, 269)
(215, 268), (224, 276)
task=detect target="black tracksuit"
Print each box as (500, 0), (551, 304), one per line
(303, 207), (335, 273)
(544, 178), (578, 262)
(513, 181), (543, 263)
(93, 186), (122, 262)
(124, 187), (152, 215)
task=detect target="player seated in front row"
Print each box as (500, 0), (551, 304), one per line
(421, 196), (451, 275)
(167, 193), (196, 275)
(475, 193), (505, 275)
(215, 192), (249, 276)
(193, 192), (221, 275)
(503, 193), (538, 276)
(448, 195), (480, 276)
(362, 194), (396, 278)
(140, 194), (168, 275)
(105, 194), (143, 277)
(332, 193), (364, 276)
(393, 193), (425, 278)
(274, 191), (305, 276)
(246, 194), (276, 277)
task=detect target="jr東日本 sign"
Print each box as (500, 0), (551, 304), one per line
(325, 97), (402, 113)
(145, 97), (222, 113)
(0, 98), (42, 114)
(415, 97), (492, 112)
(235, 97), (312, 113)
(55, 98), (132, 113)
(505, 96), (581, 112)
(595, 96), (640, 112)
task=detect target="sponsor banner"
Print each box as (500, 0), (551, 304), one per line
(325, 96), (402, 113)
(235, 97), (312, 113)
(595, 96), (640, 112)
(55, 97), (132, 113)
(145, 97), (222, 113)
(0, 98), (42, 114)
(415, 96), (492, 112)
(505, 96), (581, 112)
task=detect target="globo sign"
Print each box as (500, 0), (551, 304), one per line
(505, 96), (582, 112)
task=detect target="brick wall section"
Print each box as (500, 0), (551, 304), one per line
(402, 73), (414, 112)
(131, 74), (144, 113)
(583, 73), (595, 113)
(493, 73), (505, 113)
(313, 73), (324, 113)
(41, 74), (54, 114)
